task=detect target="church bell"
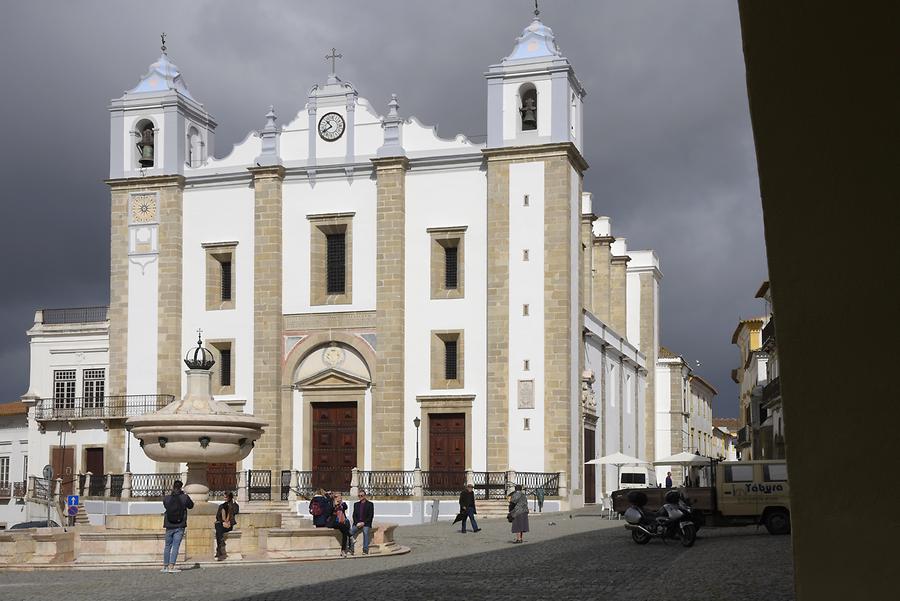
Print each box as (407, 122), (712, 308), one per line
(520, 97), (537, 130)
(137, 127), (155, 167)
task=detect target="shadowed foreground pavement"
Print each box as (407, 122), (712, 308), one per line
(0, 509), (793, 601)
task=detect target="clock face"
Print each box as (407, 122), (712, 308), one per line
(318, 112), (345, 141)
(131, 195), (157, 223)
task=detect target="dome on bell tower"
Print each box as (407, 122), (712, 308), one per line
(126, 51), (195, 100)
(502, 13), (562, 63)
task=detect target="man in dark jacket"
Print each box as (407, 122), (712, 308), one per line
(349, 489), (375, 555)
(162, 480), (194, 573)
(458, 483), (480, 533)
(215, 492), (240, 560)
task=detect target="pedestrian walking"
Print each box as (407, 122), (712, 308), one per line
(331, 492), (352, 557)
(349, 489), (374, 555)
(458, 483), (480, 533)
(665, 472), (673, 488)
(214, 492), (239, 560)
(161, 479), (194, 573)
(508, 484), (529, 544)
(309, 488), (332, 528)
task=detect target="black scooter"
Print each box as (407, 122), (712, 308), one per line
(623, 490), (698, 547)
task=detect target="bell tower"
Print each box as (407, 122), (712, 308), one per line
(485, 7), (585, 151)
(483, 8), (589, 504)
(108, 36), (216, 178)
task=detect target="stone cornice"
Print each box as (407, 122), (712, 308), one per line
(105, 174), (185, 190)
(370, 155), (410, 171)
(592, 235), (615, 246)
(481, 142), (589, 174)
(247, 165), (286, 180)
(610, 254), (632, 264)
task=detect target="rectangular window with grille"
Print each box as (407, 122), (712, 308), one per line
(220, 349), (232, 387)
(444, 246), (458, 289)
(444, 339), (458, 380)
(83, 369), (105, 409)
(53, 370), (76, 409)
(0, 457), (8, 485)
(326, 233), (346, 294)
(221, 260), (232, 301)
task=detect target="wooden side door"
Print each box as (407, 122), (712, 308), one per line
(85, 448), (104, 478)
(429, 413), (466, 491)
(584, 428), (596, 504)
(51, 447), (75, 497)
(311, 402), (357, 492)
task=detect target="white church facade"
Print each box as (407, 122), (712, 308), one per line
(17, 13), (667, 513)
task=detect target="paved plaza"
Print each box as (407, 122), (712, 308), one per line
(0, 508), (794, 601)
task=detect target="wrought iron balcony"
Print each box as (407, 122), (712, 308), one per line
(33, 394), (175, 421)
(737, 424), (753, 447)
(0, 481), (27, 499)
(41, 306), (109, 324)
(762, 377), (781, 406)
(762, 317), (776, 349)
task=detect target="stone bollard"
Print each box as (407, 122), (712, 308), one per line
(506, 470), (517, 496)
(288, 470), (298, 502)
(84, 472), (93, 498)
(104, 474), (112, 498)
(122, 471), (132, 499)
(413, 468), (423, 498)
(558, 470), (569, 499)
(350, 467), (359, 497)
(237, 471), (248, 503)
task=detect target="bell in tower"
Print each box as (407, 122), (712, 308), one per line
(520, 94), (537, 131)
(137, 124), (155, 167)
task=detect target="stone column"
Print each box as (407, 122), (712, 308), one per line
(248, 166), (285, 472)
(591, 236), (614, 321)
(288, 470), (298, 502)
(104, 474), (112, 498)
(84, 472), (92, 498)
(506, 470), (517, 496)
(371, 156), (409, 470)
(484, 155), (511, 472)
(609, 255), (630, 334)
(412, 468), (423, 498)
(558, 471), (569, 499)
(237, 470), (248, 503)
(350, 467), (360, 497)
(122, 472), (132, 499)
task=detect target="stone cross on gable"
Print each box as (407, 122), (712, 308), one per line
(326, 47), (343, 75)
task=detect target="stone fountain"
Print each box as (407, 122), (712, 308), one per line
(126, 336), (267, 504)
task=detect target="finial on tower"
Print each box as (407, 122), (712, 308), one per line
(161, 32), (167, 54)
(196, 328), (203, 347)
(534, 0), (540, 18)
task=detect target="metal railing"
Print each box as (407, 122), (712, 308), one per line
(29, 476), (51, 501)
(473, 471), (508, 499)
(295, 471), (316, 498)
(130, 472), (181, 498)
(358, 470), (414, 497)
(422, 470), (466, 496)
(280, 470), (292, 501)
(762, 376), (781, 406)
(41, 306), (109, 324)
(13, 480), (27, 498)
(208, 471), (239, 500)
(0, 481), (26, 498)
(34, 394), (175, 421)
(515, 472), (560, 496)
(762, 317), (776, 349)
(247, 469), (272, 501)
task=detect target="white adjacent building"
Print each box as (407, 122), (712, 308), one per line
(0, 402), (28, 528)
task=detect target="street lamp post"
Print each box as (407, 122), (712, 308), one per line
(125, 424), (133, 473)
(413, 417), (421, 469)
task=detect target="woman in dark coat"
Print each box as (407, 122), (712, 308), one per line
(509, 484), (530, 543)
(331, 493), (352, 557)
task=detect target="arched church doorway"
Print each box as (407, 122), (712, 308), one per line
(291, 340), (372, 492)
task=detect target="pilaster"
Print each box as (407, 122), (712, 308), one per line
(249, 165), (285, 471)
(591, 236), (614, 322)
(372, 156), (409, 470)
(639, 272), (659, 463)
(609, 255), (630, 334)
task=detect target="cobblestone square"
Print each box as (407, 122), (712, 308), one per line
(0, 509), (794, 601)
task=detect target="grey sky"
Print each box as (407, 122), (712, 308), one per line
(0, 1), (767, 417)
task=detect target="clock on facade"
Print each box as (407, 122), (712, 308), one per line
(317, 112), (345, 141)
(131, 195), (157, 223)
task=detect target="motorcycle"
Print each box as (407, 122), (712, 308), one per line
(623, 490), (698, 547)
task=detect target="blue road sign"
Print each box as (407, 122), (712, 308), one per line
(67, 495), (79, 506)
(67, 505), (79, 517)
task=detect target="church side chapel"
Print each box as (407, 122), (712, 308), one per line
(20, 7), (664, 514)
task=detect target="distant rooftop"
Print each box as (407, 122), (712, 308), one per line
(40, 306), (109, 324)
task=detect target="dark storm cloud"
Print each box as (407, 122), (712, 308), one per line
(0, 1), (767, 417)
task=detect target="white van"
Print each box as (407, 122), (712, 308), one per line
(619, 466), (658, 489)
